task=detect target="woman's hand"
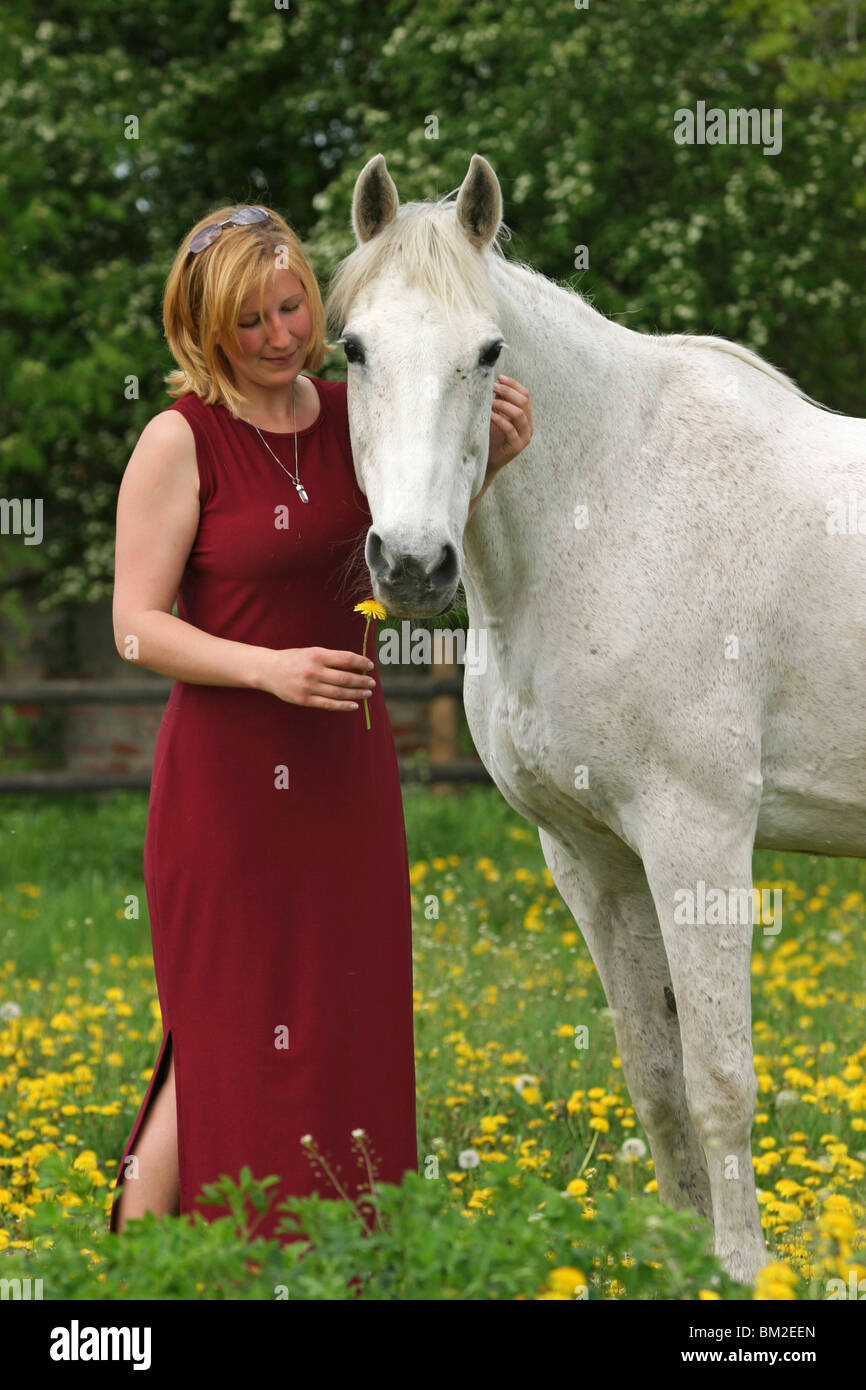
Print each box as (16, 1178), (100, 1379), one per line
(259, 646), (376, 711)
(469, 375), (533, 516)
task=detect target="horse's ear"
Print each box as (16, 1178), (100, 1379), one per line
(456, 154), (502, 251)
(352, 154), (400, 244)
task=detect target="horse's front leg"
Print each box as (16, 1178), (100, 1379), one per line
(636, 793), (768, 1286)
(538, 826), (712, 1220)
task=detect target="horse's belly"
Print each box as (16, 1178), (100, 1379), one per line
(756, 778), (866, 856)
(758, 692), (866, 856)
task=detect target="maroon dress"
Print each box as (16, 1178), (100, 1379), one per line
(107, 376), (418, 1243)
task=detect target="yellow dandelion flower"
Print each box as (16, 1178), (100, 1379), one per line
(353, 600), (387, 620)
(820, 1209), (855, 1242)
(467, 1186), (494, 1210)
(775, 1179), (805, 1197)
(823, 1193), (852, 1211)
(548, 1266), (588, 1296)
(754, 1262), (798, 1301)
(479, 1115), (507, 1133)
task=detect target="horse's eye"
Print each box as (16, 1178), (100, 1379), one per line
(478, 341), (503, 368)
(340, 337), (365, 366)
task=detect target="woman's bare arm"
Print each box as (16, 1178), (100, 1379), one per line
(112, 412), (375, 709)
(113, 411), (275, 690)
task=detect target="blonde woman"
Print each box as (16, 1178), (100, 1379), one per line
(108, 203), (532, 1243)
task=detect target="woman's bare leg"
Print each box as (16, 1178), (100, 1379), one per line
(114, 1053), (179, 1230)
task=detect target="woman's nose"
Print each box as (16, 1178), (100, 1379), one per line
(266, 317), (294, 345)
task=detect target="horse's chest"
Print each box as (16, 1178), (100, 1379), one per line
(465, 674), (574, 824)
(465, 673), (543, 780)
(463, 660), (628, 852)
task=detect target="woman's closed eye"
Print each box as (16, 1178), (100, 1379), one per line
(239, 301), (302, 328)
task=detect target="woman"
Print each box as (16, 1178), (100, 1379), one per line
(108, 202), (532, 1244)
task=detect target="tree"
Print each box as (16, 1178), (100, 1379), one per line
(1, 0), (863, 642)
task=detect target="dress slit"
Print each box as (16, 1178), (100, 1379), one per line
(108, 1028), (183, 1233)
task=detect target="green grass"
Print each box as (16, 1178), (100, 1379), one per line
(0, 787), (864, 1299)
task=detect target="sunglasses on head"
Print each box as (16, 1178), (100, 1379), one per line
(187, 206), (270, 255)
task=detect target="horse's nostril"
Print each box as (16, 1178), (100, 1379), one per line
(366, 530), (384, 571)
(367, 533), (458, 590)
(428, 542), (458, 588)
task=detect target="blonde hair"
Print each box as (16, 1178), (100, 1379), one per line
(163, 204), (334, 417)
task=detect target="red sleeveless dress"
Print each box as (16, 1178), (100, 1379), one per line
(107, 377), (418, 1243)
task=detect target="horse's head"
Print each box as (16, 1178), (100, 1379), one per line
(325, 153), (506, 618)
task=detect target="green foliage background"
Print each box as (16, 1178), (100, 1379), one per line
(1, 0), (864, 623)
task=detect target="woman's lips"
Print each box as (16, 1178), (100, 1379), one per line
(263, 350), (298, 364)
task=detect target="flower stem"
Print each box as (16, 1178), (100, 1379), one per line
(361, 617), (372, 729)
(576, 1126), (600, 1178)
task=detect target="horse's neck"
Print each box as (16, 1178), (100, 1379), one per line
(462, 257), (657, 633)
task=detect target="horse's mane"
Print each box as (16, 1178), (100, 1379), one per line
(660, 333), (818, 405)
(324, 197), (505, 330)
(324, 194), (837, 414)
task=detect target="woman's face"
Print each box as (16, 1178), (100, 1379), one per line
(218, 267), (313, 392)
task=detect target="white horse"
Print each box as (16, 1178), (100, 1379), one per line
(325, 152), (866, 1284)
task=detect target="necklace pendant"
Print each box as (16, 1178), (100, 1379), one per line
(295, 481), (310, 503)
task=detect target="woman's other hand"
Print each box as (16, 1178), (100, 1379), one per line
(468, 375), (533, 516)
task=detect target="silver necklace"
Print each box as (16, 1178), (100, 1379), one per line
(244, 381), (309, 503)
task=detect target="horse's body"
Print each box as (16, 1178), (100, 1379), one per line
(325, 153), (866, 1283)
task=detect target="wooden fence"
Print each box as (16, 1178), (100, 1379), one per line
(0, 676), (493, 792)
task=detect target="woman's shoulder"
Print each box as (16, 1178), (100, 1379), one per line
(309, 375), (348, 435)
(162, 391), (207, 418)
(146, 393), (206, 433)
(309, 375), (347, 405)
(158, 393), (230, 439)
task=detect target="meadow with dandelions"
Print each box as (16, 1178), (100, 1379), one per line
(0, 788), (864, 1300)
